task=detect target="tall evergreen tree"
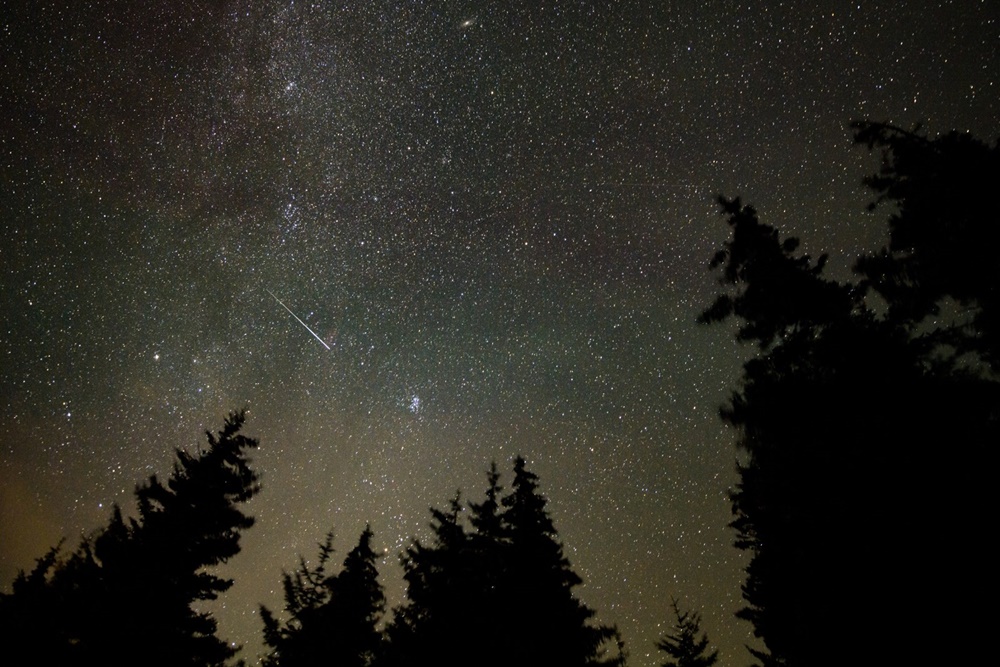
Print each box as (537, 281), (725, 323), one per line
(0, 411), (261, 667)
(701, 124), (997, 667)
(499, 457), (624, 667)
(656, 600), (718, 667)
(384, 458), (625, 667)
(261, 526), (385, 667)
(384, 493), (480, 667)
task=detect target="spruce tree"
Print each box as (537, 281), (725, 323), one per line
(499, 456), (624, 667)
(384, 493), (476, 667)
(0, 411), (261, 667)
(261, 526), (384, 667)
(852, 121), (1000, 369)
(701, 124), (998, 667)
(384, 458), (625, 667)
(656, 600), (718, 667)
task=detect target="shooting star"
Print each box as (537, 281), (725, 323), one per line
(266, 289), (331, 350)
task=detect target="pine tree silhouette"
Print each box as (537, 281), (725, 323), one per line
(656, 599), (718, 667)
(701, 124), (998, 667)
(0, 411), (261, 667)
(384, 458), (625, 667)
(261, 526), (384, 667)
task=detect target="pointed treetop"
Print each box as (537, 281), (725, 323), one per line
(469, 461), (504, 538)
(657, 599), (719, 667)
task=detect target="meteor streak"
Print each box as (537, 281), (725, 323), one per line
(266, 289), (331, 350)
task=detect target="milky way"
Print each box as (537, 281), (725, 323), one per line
(2, 2), (997, 664)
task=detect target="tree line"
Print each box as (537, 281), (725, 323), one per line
(2, 120), (995, 666)
(0, 412), (714, 667)
(261, 456), (632, 667)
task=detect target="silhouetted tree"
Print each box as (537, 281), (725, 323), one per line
(701, 124), (997, 667)
(656, 600), (718, 667)
(383, 493), (476, 667)
(383, 458), (625, 667)
(0, 544), (71, 664)
(499, 457), (625, 667)
(0, 411), (261, 667)
(261, 526), (384, 667)
(852, 121), (1000, 370)
(698, 197), (857, 348)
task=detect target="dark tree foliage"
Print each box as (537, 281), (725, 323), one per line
(853, 121), (1000, 370)
(656, 599), (718, 667)
(698, 196), (858, 349)
(702, 123), (997, 667)
(0, 411), (261, 667)
(384, 493), (476, 667)
(261, 526), (385, 667)
(384, 457), (626, 667)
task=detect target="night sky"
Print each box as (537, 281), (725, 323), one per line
(2, 2), (997, 665)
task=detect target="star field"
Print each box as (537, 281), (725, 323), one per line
(2, 2), (997, 665)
